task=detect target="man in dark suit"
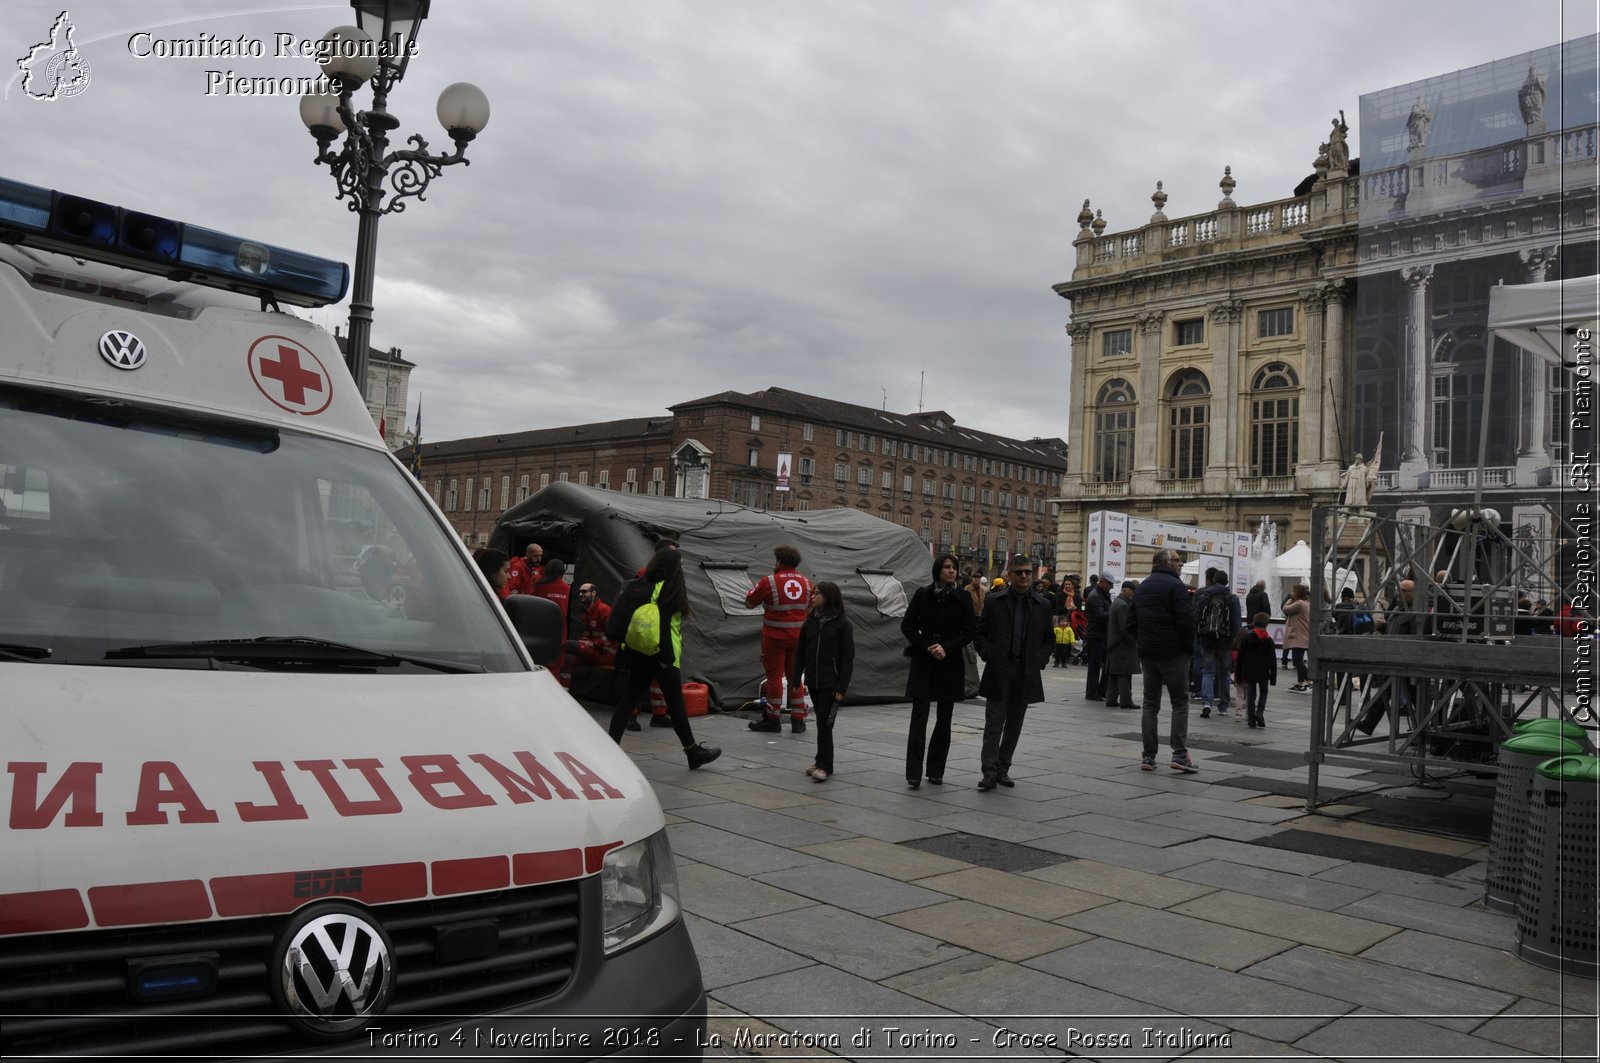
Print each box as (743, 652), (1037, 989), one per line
(975, 554), (1055, 791)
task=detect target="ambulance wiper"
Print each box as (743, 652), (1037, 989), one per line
(0, 642), (52, 660)
(104, 636), (483, 673)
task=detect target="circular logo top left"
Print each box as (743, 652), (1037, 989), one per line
(248, 336), (334, 415)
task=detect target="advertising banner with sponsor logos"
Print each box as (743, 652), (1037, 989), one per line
(1088, 512), (1252, 596)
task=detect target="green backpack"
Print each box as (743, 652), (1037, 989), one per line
(625, 583), (663, 655)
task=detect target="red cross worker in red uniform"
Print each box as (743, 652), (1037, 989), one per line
(746, 544), (813, 733)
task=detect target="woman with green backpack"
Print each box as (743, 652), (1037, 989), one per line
(605, 547), (722, 769)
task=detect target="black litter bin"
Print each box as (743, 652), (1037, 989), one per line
(1486, 733), (1586, 914)
(1513, 755), (1600, 978)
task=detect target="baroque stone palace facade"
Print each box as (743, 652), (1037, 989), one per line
(1053, 36), (1598, 575)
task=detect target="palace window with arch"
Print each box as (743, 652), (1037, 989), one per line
(1165, 369), (1209, 480)
(1249, 362), (1300, 477)
(1092, 378), (1135, 482)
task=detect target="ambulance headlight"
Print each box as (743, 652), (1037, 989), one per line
(599, 830), (681, 954)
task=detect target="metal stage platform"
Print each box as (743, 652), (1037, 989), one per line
(1306, 504), (1593, 809)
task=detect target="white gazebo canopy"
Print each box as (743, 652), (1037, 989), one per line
(1487, 276), (1599, 367)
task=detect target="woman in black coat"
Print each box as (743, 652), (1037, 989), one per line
(901, 553), (976, 788)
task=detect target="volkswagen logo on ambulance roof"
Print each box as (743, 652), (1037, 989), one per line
(272, 903), (395, 1039)
(98, 330), (146, 370)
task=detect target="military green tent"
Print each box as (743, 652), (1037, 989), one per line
(490, 482), (940, 707)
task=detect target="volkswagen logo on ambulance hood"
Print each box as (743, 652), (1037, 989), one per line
(98, 329), (146, 370)
(272, 903), (395, 1039)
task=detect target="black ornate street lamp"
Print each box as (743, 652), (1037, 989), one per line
(298, 0), (489, 398)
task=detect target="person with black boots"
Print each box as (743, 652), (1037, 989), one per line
(792, 581), (855, 782)
(606, 547), (721, 770)
(901, 553), (976, 789)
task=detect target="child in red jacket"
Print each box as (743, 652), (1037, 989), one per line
(1234, 612), (1278, 729)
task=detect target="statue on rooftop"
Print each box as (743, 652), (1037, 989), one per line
(1406, 97), (1431, 151)
(1327, 110), (1350, 171)
(1519, 65), (1547, 126)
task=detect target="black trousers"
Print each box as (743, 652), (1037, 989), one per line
(906, 697), (954, 781)
(980, 664), (1031, 776)
(609, 661), (696, 748)
(811, 687), (839, 773)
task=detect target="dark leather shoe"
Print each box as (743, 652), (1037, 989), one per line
(790, 718), (806, 734)
(978, 774), (998, 791)
(748, 717), (781, 733)
(649, 714), (673, 728)
(926, 776), (943, 785)
(685, 744), (722, 770)
(625, 717), (642, 731)
(997, 773), (1015, 788)
(906, 778), (921, 790)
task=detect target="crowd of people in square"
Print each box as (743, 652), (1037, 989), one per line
(466, 537), (1591, 785)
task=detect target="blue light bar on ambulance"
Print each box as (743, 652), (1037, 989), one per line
(0, 176), (348, 308)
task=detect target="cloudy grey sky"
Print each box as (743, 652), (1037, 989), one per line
(5, 0), (1595, 445)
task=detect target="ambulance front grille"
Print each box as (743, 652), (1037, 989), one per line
(0, 882), (581, 1057)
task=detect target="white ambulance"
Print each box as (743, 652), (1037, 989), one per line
(0, 177), (705, 1058)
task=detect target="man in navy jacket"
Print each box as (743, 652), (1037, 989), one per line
(1133, 548), (1200, 773)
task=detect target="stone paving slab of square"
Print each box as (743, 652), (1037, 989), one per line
(672, 801), (859, 847)
(1161, 836), (1348, 876)
(1470, 997), (1600, 1060)
(667, 821), (824, 877)
(1142, 808), (1286, 842)
(1024, 831), (1209, 874)
(912, 866), (1110, 920)
(678, 862), (817, 924)
(1168, 889), (1399, 955)
(1335, 890), (1517, 950)
(695, 777), (829, 809)
(779, 799), (953, 843)
(648, 779), (731, 809)
(1032, 792), (1166, 820)
(1024, 858), (1217, 909)
(1290, 1013), (1537, 1060)
(755, 861), (954, 918)
(685, 912), (816, 991)
(1359, 930), (1591, 1006)
(1286, 811), (1485, 855)
(1037, 810), (1205, 848)
(798, 837), (972, 881)
(881, 952), (1225, 1062)
(1171, 859), (1376, 908)
(730, 903), (967, 981)
(1023, 937), (1346, 1043)
(923, 808), (1067, 843)
(1254, 828), (1476, 877)
(882, 899), (1093, 962)
(899, 832), (1065, 873)
(1058, 900), (1295, 972)
(1243, 944), (1516, 1030)
(1312, 859), (1488, 907)
(1125, 791), (1305, 821)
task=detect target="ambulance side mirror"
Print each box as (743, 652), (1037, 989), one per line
(502, 594), (564, 666)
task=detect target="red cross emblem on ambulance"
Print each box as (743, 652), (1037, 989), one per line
(248, 336), (333, 415)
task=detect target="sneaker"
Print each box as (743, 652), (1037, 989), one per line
(808, 766), (829, 781)
(1200, 704), (1212, 719)
(790, 718), (807, 734)
(1292, 685), (1311, 695)
(685, 744), (722, 770)
(748, 716), (781, 733)
(625, 717), (642, 731)
(1169, 753), (1199, 774)
(649, 714), (674, 728)
(1140, 756), (1156, 772)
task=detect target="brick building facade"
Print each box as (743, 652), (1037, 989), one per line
(409, 386), (1068, 572)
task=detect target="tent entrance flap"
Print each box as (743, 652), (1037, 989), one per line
(702, 563), (762, 616)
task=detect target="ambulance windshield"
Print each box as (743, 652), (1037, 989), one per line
(0, 384), (525, 672)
